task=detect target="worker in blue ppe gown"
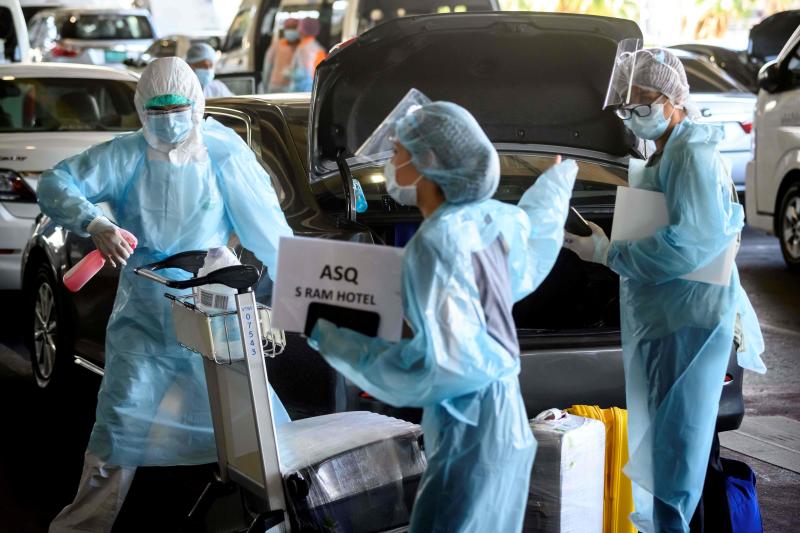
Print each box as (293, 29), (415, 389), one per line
(565, 43), (766, 533)
(186, 42), (234, 99)
(39, 57), (293, 533)
(307, 96), (578, 532)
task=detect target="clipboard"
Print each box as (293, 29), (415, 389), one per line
(611, 186), (737, 286)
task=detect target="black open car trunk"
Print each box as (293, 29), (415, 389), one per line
(311, 12), (642, 177)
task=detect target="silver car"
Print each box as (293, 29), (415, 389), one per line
(28, 7), (156, 67)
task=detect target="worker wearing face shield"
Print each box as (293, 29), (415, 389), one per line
(307, 90), (579, 532)
(564, 42), (766, 533)
(186, 42), (233, 99)
(38, 57), (292, 533)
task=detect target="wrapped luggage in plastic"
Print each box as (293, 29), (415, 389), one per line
(525, 409), (605, 533)
(567, 405), (635, 533)
(278, 411), (427, 532)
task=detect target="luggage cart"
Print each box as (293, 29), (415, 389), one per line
(134, 252), (425, 533)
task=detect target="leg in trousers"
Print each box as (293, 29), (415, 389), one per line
(49, 451), (136, 533)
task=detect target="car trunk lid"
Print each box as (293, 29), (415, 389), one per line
(310, 12), (642, 178)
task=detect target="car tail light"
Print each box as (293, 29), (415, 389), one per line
(739, 121), (753, 134)
(724, 373), (734, 384)
(0, 171), (36, 202)
(51, 44), (79, 58)
(359, 391), (374, 399)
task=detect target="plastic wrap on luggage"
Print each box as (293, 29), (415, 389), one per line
(567, 405), (635, 533)
(278, 411), (427, 532)
(525, 409), (605, 533)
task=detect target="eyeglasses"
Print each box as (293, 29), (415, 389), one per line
(145, 104), (191, 116)
(614, 96), (666, 120)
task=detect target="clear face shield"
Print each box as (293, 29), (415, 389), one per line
(603, 38), (650, 111)
(353, 88), (432, 165)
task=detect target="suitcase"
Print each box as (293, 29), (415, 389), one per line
(567, 405), (635, 533)
(526, 409), (606, 533)
(279, 412), (427, 532)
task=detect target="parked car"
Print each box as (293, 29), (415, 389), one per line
(670, 43), (759, 93)
(671, 49), (756, 199)
(28, 7), (156, 67)
(746, 25), (800, 270)
(20, 0), (132, 23)
(216, 0), (500, 95)
(0, 63), (139, 297)
(22, 13), (745, 433)
(123, 33), (225, 72)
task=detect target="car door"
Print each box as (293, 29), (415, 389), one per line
(755, 36), (800, 215)
(215, 4), (260, 93)
(67, 208), (121, 365)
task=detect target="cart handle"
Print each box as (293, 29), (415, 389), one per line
(134, 251), (261, 291)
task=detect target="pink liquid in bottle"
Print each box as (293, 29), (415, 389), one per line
(63, 229), (138, 292)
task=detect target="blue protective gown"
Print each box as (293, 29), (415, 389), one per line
(310, 161), (578, 532)
(606, 120), (766, 532)
(37, 118), (293, 467)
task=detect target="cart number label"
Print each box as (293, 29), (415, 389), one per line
(241, 305), (259, 359)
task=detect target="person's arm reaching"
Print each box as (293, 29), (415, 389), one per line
(511, 158), (578, 302)
(309, 239), (516, 409)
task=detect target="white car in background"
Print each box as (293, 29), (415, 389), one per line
(0, 63), (139, 289)
(746, 26), (800, 270)
(27, 7), (156, 67)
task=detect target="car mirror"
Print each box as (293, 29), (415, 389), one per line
(757, 60), (782, 93)
(123, 58), (135, 66)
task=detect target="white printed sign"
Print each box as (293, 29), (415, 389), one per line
(611, 186), (737, 286)
(271, 236), (404, 341)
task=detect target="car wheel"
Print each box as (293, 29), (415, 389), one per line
(28, 264), (71, 389)
(779, 183), (800, 271)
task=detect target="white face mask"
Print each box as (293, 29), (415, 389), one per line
(385, 158), (422, 206)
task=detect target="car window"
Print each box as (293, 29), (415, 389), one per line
(274, 1), (347, 50)
(357, 0), (495, 33)
(680, 57), (748, 93)
(60, 14), (154, 40)
(0, 7), (20, 62)
(312, 152), (625, 216)
(223, 7), (255, 52)
(787, 42), (800, 83)
(0, 78), (140, 132)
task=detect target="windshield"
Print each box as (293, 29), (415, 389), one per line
(0, 78), (140, 132)
(680, 57), (749, 93)
(60, 14), (154, 40)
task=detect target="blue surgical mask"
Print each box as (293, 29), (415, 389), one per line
(147, 109), (193, 144)
(385, 159), (421, 206)
(194, 68), (214, 88)
(284, 29), (300, 42)
(625, 102), (674, 140)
